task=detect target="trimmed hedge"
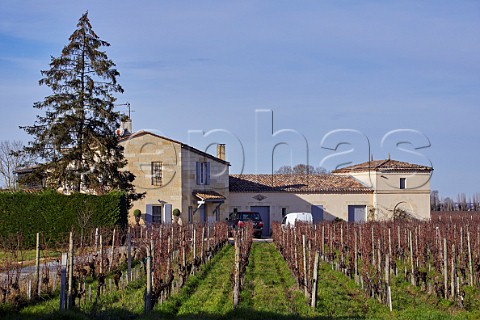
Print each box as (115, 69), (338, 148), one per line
(0, 190), (128, 247)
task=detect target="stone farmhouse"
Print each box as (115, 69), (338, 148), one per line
(120, 128), (433, 234)
(119, 130), (230, 225)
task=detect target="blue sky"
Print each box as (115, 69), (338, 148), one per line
(0, 1), (479, 198)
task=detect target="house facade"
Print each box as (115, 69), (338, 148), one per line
(228, 159), (433, 236)
(119, 131), (230, 225)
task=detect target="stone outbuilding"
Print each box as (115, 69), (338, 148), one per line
(228, 159), (433, 236)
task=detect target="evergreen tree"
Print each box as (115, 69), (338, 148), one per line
(21, 12), (138, 198)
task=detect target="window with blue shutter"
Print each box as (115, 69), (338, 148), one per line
(196, 161), (210, 185)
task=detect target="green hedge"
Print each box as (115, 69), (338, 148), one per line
(0, 190), (127, 247)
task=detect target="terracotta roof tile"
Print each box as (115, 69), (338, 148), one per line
(229, 174), (372, 193)
(332, 159), (433, 173)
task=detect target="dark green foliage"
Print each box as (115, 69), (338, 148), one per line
(0, 190), (127, 247)
(19, 12), (140, 202)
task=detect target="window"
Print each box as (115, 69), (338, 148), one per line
(152, 205), (162, 223)
(400, 178), (406, 189)
(151, 161), (162, 186)
(281, 207), (287, 217)
(196, 162), (210, 185)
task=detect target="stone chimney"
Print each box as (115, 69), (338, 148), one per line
(217, 144), (226, 160)
(121, 118), (132, 136)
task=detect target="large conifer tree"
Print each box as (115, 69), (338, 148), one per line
(21, 12), (136, 195)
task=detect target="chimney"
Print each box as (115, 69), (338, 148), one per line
(121, 118), (132, 136)
(217, 144), (226, 160)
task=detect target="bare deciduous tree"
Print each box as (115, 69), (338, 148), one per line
(0, 140), (33, 190)
(275, 164), (327, 175)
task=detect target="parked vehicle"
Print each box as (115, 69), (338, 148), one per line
(281, 212), (313, 227)
(227, 211), (264, 238)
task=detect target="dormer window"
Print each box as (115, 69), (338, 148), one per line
(400, 178), (406, 189)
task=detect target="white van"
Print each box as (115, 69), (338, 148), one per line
(281, 212), (313, 227)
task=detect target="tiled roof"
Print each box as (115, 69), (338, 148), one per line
(119, 130), (230, 165)
(229, 174), (372, 193)
(193, 190), (226, 201)
(332, 159), (433, 173)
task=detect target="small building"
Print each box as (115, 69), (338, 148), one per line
(333, 159), (433, 221)
(119, 131), (230, 225)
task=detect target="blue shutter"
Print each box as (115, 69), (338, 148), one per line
(146, 204), (153, 224)
(163, 204), (172, 224)
(311, 205), (324, 223)
(196, 162), (201, 184)
(206, 162), (211, 185)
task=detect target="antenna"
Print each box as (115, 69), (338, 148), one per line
(115, 102), (133, 119)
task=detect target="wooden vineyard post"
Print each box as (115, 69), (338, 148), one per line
(409, 230), (415, 286)
(95, 228), (99, 253)
(99, 234), (104, 276)
(321, 225), (325, 260)
(59, 252), (68, 310)
(127, 230), (132, 283)
(110, 228), (115, 272)
(233, 232), (241, 309)
(443, 238), (448, 299)
(377, 238), (381, 273)
(294, 229), (299, 273)
(193, 227), (197, 275)
(302, 234), (308, 298)
(145, 242), (152, 313)
(467, 230), (473, 286)
(385, 254), (392, 312)
(67, 232), (74, 310)
(27, 280), (32, 300)
(354, 230), (359, 284)
(182, 226), (186, 270)
(451, 244), (456, 300)
(388, 228), (392, 259)
(35, 232), (41, 297)
(372, 225), (375, 269)
(311, 251), (319, 308)
(201, 227), (205, 261)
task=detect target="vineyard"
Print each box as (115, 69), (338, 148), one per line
(273, 212), (480, 316)
(1, 213), (480, 319)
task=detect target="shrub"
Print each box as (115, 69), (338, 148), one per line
(0, 190), (128, 247)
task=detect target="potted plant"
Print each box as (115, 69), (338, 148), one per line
(173, 208), (182, 225)
(133, 209), (142, 225)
